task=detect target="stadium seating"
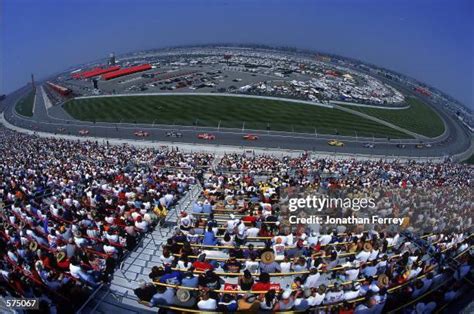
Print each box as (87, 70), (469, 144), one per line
(0, 127), (472, 313)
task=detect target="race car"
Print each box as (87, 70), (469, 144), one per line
(328, 139), (344, 147)
(363, 143), (375, 148)
(166, 131), (183, 138)
(57, 127), (66, 132)
(197, 133), (216, 140)
(415, 144), (425, 149)
(396, 144), (407, 149)
(134, 130), (149, 137)
(78, 129), (89, 135)
(243, 134), (259, 140)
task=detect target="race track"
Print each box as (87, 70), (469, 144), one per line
(1, 84), (472, 160)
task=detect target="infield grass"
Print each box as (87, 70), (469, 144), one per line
(15, 89), (36, 117)
(345, 97), (444, 138)
(64, 95), (411, 138)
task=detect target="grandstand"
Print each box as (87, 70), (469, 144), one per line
(102, 64), (152, 80)
(72, 66), (121, 79)
(46, 81), (72, 96)
(0, 126), (472, 313)
(44, 82), (73, 105)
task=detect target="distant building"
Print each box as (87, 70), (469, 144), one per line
(109, 53), (116, 65)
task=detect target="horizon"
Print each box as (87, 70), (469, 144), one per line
(1, 0), (473, 108)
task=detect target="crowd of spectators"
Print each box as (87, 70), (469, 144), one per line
(0, 126), (472, 313)
(139, 215), (471, 312)
(0, 127), (212, 312)
(135, 153), (473, 312)
(216, 153), (473, 234)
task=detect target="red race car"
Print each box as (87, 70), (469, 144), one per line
(134, 130), (149, 137)
(197, 133), (216, 140)
(243, 134), (259, 140)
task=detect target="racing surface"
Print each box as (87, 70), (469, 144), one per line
(1, 83), (472, 159)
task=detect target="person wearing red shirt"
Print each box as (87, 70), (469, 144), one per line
(242, 212), (257, 224)
(193, 260), (213, 272)
(251, 272), (272, 292)
(56, 252), (70, 271)
(192, 254), (214, 272)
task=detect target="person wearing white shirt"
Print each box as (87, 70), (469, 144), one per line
(376, 256), (388, 271)
(408, 265), (423, 280)
(103, 243), (118, 255)
(319, 234), (332, 245)
(176, 259), (192, 270)
(307, 233), (319, 246)
(324, 285), (344, 304)
(164, 193), (174, 207)
(245, 226), (260, 238)
(408, 255), (418, 266)
(304, 269), (321, 288)
(226, 217), (240, 233)
(280, 258), (292, 273)
(368, 281), (380, 293)
(105, 232), (119, 243)
(69, 258), (99, 287)
(197, 294), (217, 310)
(362, 265), (378, 277)
(244, 259), (259, 273)
(312, 287), (326, 306)
(105, 215), (115, 224)
(356, 250), (371, 263)
(86, 228), (99, 239)
(345, 267), (360, 281)
(272, 243), (286, 261)
(343, 284), (361, 300)
(135, 217), (149, 232)
(160, 252), (174, 266)
(74, 234), (88, 247)
(368, 248), (379, 261)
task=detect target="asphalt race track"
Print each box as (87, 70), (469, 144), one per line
(1, 83), (472, 159)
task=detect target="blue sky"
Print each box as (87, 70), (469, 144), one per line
(1, 0), (473, 107)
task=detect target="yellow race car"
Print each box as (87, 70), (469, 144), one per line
(328, 139), (344, 147)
